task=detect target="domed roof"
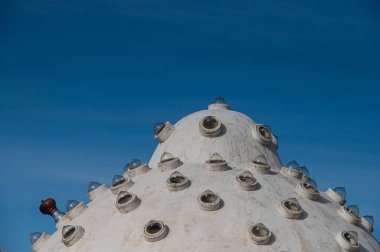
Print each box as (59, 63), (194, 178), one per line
(212, 96), (227, 104)
(334, 187), (347, 199)
(149, 109), (281, 169)
(32, 104), (380, 252)
(112, 175), (126, 187)
(30, 232), (42, 244)
(286, 160), (300, 170)
(66, 200), (79, 212)
(88, 181), (101, 192)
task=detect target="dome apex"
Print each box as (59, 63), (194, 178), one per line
(149, 109), (281, 168)
(212, 96), (227, 104)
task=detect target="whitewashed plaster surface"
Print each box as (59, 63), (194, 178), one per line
(38, 108), (380, 252)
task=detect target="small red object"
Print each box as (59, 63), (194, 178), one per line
(39, 198), (57, 216)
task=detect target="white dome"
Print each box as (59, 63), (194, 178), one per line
(149, 109), (281, 170)
(33, 107), (379, 252)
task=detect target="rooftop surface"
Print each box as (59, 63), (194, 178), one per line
(33, 105), (380, 251)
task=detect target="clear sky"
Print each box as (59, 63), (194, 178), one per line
(1, 0), (380, 251)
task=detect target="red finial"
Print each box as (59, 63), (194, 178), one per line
(39, 198), (57, 216)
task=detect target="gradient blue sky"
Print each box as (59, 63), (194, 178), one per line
(1, 0), (380, 251)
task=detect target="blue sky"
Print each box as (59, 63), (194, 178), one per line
(1, 0), (380, 251)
